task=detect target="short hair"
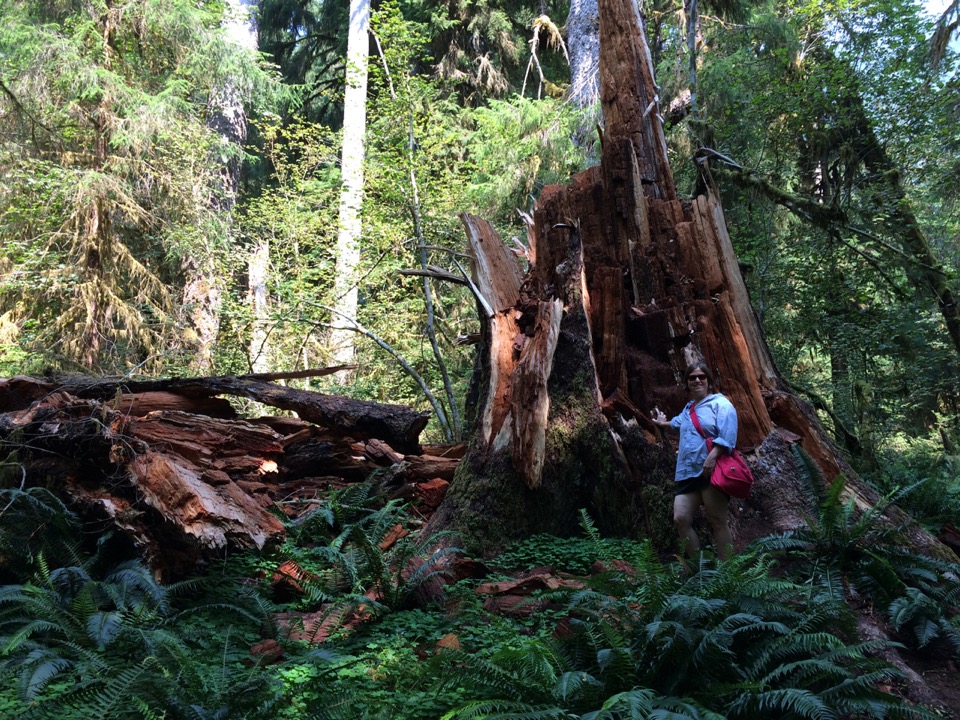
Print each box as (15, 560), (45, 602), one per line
(684, 362), (715, 391)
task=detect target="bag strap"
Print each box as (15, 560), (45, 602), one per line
(689, 403), (715, 452)
(689, 403), (705, 438)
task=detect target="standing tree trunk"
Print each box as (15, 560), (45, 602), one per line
(184, 0), (260, 372)
(427, 0), (930, 557)
(329, 0), (370, 377)
(566, 0), (602, 162)
(567, 0), (600, 108)
(248, 238), (271, 374)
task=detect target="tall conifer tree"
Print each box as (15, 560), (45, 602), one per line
(0, 0), (271, 372)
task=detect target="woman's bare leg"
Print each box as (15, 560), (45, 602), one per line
(702, 485), (733, 560)
(673, 491), (703, 558)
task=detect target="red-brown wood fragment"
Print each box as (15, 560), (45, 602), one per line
(129, 450), (284, 550)
(403, 455), (460, 482)
(414, 478), (449, 509)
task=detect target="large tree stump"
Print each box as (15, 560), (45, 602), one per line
(427, 0), (944, 562)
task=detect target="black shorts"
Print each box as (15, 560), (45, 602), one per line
(674, 473), (710, 496)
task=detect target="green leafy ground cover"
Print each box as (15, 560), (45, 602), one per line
(1, 468), (958, 719)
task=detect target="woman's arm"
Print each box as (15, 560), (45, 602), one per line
(703, 442), (724, 474)
(711, 398), (739, 450)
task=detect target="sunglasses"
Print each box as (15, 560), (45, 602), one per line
(688, 374), (708, 382)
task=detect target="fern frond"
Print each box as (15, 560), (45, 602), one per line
(439, 650), (553, 704)
(85, 610), (123, 648)
(578, 509), (614, 565)
(101, 559), (169, 612)
(757, 655), (854, 688)
(552, 669), (602, 704)
(72, 655), (159, 718)
(728, 686), (830, 719)
(402, 544), (463, 589)
(650, 696), (728, 720)
(18, 650), (73, 701)
(791, 444), (830, 511)
(593, 645), (635, 687)
(744, 632), (845, 680)
(884, 704), (946, 720)
(0, 617), (65, 654)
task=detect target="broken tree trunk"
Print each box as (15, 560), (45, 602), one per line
(426, 0), (946, 563)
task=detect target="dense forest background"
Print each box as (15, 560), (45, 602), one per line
(2, 0), (960, 717)
(3, 0), (959, 455)
(1, 0), (958, 459)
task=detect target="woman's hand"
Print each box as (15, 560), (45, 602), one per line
(651, 407), (670, 428)
(703, 445), (722, 475)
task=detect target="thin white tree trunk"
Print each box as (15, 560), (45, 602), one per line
(330, 0), (370, 377)
(567, 0), (601, 161)
(248, 238), (271, 374)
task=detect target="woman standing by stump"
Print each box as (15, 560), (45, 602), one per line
(652, 362), (738, 560)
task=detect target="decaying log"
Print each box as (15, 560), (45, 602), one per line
(0, 397), (287, 578)
(1, 371), (429, 454)
(0, 371), (451, 578)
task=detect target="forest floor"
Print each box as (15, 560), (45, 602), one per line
(901, 644), (960, 714)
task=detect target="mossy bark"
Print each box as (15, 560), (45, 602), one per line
(429, 270), (677, 555)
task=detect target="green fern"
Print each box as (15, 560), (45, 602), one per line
(762, 448), (960, 660)
(577, 509), (614, 566)
(790, 445), (830, 512)
(55, 656), (161, 720)
(889, 588), (960, 651)
(288, 485), (465, 615)
(434, 542), (939, 719)
(441, 699), (575, 719)
(0, 546), (296, 718)
(0, 485), (81, 577)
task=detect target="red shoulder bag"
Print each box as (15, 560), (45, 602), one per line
(689, 403), (754, 499)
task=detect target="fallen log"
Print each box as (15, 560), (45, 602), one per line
(0, 371), (430, 454)
(0, 371), (445, 578)
(0, 396), (286, 578)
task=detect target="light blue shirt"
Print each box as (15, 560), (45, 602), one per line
(669, 393), (738, 481)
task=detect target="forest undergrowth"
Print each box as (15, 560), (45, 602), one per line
(1, 449), (959, 720)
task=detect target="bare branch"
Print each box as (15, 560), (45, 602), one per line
(399, 268), (468, 285)
(452, 256), (495, 318)
(311, 304), (453, 440)
(240, 366), (356, 382)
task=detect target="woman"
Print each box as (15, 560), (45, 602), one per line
(652, 362), (737, 560)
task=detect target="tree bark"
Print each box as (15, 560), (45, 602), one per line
(183, 0), (260, 372)
(567, 0), (600, 108)
(248, 238), (271, 373)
